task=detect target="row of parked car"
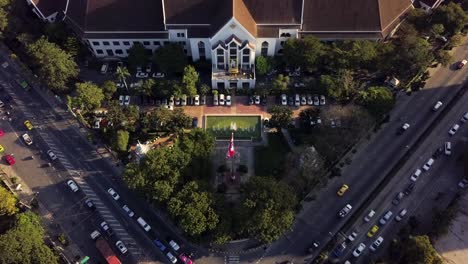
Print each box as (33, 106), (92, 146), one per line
(280, 94), (326, 107)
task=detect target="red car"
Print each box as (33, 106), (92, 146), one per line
(458, 59), (467, 69)
(179, 254), (193, 264)
(5, 154), (15, 165)
(0, 128), (4, 137)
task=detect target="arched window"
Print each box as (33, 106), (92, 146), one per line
(261, 41), (268, 56)
(242, 48), (250, 64)
(198, 41), (205, 57)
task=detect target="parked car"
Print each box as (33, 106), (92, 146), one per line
(338, 204), (352, 217)
(145, 63), (152, 73)
(169, 240), (180, 251)
(179, 253), (193, 264)
(136, 72), (149, 78)
(85, 199), (95, 210)
(281, 94), (287, 105)
(192, 117), (198, 128)
(364, 210), (376, 222)
(294, 94), (300, 106)
(181, 95), (187, 106)
(288, 96), (294, 106)
(107, 188), (120, 200)
(122, 205), (135, 217)
(398, 123), (410, 135)
(410, 169), (422, 182)
(194, 95), (200, 105)
(124, 95), (130, 106)
(100, 63), (109, 74)
(369, 236), (384, 251)
(67, 180), (79, 192)
(219, 94), (225, 105)
(395, 209), (408, 222)
(47, 150), (57, 161)
(352, 243), (366, 257)
(153, 239), (166, 251)
(200, 95), (206, 105)
(313, 95), (320, 106)
(457, 59), (467, 69)
(22, 133), (33, 145)
(444, 142), (452, 155)
(367, 225), (379, 237)
(333, 242), (347, 257)
(100, 221), (113, 236)
(166, 252), (177, 263)
(404, 183), (415, 195)
(379, 211), (393, 225)
(458, 178), (468, 188)
(115, 240), (128, 254)
(226, 95), (232, 106)
(320, 95), (326, 105)
(300, 95), (307, 105)
(432, 147), (444, 159)
(24, 120), (33, 130)
(392, 192), (404, 205)
(347, 231), (358, 242)
(422, 158), (434, 171)
(255, 95), (260, 105)
(261, 95), (267, 106)
(152, 72), (165, 78)
(306, 94), (313, 105)
(449, 124), (460, 136)
(248, 95), (254, 105)
(213, 94), (219, 106)
(118, 95), (124, 105)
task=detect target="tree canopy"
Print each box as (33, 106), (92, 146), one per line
(268, 105), (293, 128)
(168, 181), (218, 236)
(115, 130), (129, 152)
(240, 176), (297, 243)
(255, 56), (270, 76)
(0, 186), (17, 216)
(320, 70), (358, 102)
(0, 212), (58, 264)
(182, 65), (199, 96)
(101, 80), (117, 101)
(75, 82), (105, 111)
(358, 86), (395, 118)
(27, 37), (78, 93)
(127, 43), (148, 70)
(153, 43), (187, 74)
(432, 2), (468, 34)
(283, 36), (325, 71)
(272, 74), (290, 92)
(400, 236), (443, 264)
(141, 107), (191, 133)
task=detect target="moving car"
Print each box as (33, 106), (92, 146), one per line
(337, 184), (349, 196)
(364, 210), (376, 222)
(395, 209), (408, 222)
(0, 145), (4, 153)
(369, 236), (384, 251)
(410, 169), (422, 182)
(398, 123), (410, 135)
(449, 124), (460, 136)
(67, 180), (79, 192)
(392, 192), (404, 205)
(115, 240), (128, 254)
(122, 205), (135, 217)
(432, 101), (443, 111)
(21, 133), (33, 146)
(379, 211), (393, 225)
(338, 204), (352, 217)
(367, 225), (379, 237)
(47, 150), (57, 161)
(107, 188), (120, 200)
(352, 243), (366, 257)
(5, 154), (15, 165)
(24, 120), (33, 130)
(457, 59), (467, 69)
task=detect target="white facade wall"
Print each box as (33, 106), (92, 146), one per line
(255, 39), (276, 57)
(87, 39), (168, 58)
(189, 38), (211, 61)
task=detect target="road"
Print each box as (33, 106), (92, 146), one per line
(335, 72), (468, 263)
(0, 52), (171, 263)
(249, 39), (468, 264)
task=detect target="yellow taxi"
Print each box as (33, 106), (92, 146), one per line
(367, 225), (379, 237)
(337, 184), (349, 196)
(0, 144), (4, 153)
(24, 120), (33, 130)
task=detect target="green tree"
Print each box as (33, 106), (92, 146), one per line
(153, 43), (187, 74)
(138, 78), (156, 97)
(198, 84), (211, 95)
(0, 212), (58, 264)
(115, 130), (129, 152)
(75, 82), (104, 111)
(268, 106), (293, 128)
(0, 186), (17, 216)
(182, 65), (199, 96)
(178, 129), (215, 159)
(127, 43), (148, 70)
(434, 50), (453, 67)
(396, 37), (433, 78)
(101, 80), (117, 101)
(115, 66), (131, 90)
(63, 36), (79, 58)
(272, 74), (290, 92)
(27, 37), (78, 93)
(406, 8), (429, 31)
(432, 2), (468, 34)
(240, 176), (297, 243)
(449, 34), (463, 47)
(400, 236), (443, 264)
(168, 181), (219, 236)
(283, 36), (325, 71)
(430, 24), (445, 37)
(255, 56), (270, 76)
(321, 70), (358, 102)
(358, 86), (395, 118)
(345, 40), (378, 68)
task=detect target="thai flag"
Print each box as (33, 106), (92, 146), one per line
(227, 133), (235, 158)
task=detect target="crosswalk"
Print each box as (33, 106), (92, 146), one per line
(0, 81), (145, 257)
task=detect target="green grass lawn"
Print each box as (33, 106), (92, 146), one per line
(206, 115), (261, 139)
(254, 132), (290, 177)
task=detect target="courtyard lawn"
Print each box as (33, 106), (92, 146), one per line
(254, 132), (290, 177)
(205, 115), (261, 139)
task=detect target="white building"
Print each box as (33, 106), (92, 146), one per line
(26, 0), (413, 89)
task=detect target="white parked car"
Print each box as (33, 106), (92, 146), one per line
(449, 124), (460, 136)
(122, 205), (135, 217)
(352, 243), (366, 257)
(255, 95), (261, 105)
(444, 142), (452, 155)
(152, 72), (165, 78)
(338, 204), (352, 217)
(118, 95), (124, 106)
(67, 180), (79, 192)
(395, 209), (408, 222)
(136, 72), (149, 78)
(47, 150), (57, 161)
(369, 237), (384, 251)
(226, 95), (232, 106)
(115, 240), (128, 254)
(281, 94), (287, 105)
(124, 95), (130, 106)
(169, 240), (180, 251)
(219, 94), (225, 105)
(422, 158), (434, 171)
(410, 169), (422, 182)
(194, 95), (200, 106)
(348, 231), (358, 242)
(107, 188), (120, 200)
(166, 252), (177, 263)
(22, 133), (33, 145)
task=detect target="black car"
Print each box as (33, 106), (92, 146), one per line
(333, 242), (347, 257)
(392, 192), (404, 205)
(288, 96), (294, 106)
(261, 95), (267, 106)
(404, 183), (415, 195)
(85, 198), (96, 210)
(248, 96), (254, 105)
(200, 95), (206, 105)
(432, 147), (444, 159)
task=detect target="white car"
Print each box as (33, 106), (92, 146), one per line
(432, 101), (443, 111)
(219, 94), (225, 105)
(115, 240), (128, 254)
(338, 204), (352, 217)
(320, 95), (326, 105)
(352, 243), (366, 257)
(444, 142), (452, 155)
(122, 205), (135, 217)
(108, 188), (120, 200)
(124, 95), (130, 106)
(166, 252), (177, 263)
(118, 95), (124, 106)
(100, 221), (110, 231)
(449, 124), (460, 136)
(422, 158), (434, 171)
(67, 180), (79, 192)
(22, 133), (33, 145)
(281, 94), (287, 105)
(47, 150), (57, 161)
(169, 240), (180, 251)
(152, 72), (165, 78)
(226, 95), (232, 106)
(255, 95), (261, 105)
(369, 236), (384, 251)
(410, 169), (422, 182)
(194, 95), (200, 106)
(379, 211), (393, 225)
(348, 231), (358, 241)
(395, 209), (408, 222)
(136, 72), (149, 78)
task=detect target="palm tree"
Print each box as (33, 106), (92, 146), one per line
(115, 66), (131, 91)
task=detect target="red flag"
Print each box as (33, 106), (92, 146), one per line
(227, 133), (235, 158)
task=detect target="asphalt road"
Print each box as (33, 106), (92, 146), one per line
(336, 73), (468, 263)
(251, 40), (468, 264)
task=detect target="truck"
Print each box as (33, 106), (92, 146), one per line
(95, 237), (121, 264)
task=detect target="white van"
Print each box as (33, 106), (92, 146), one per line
(100, 63), (108, 74)
(137, 217), (151, 232)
